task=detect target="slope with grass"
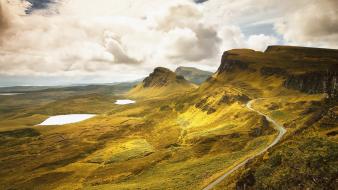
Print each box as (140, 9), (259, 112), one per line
(128, 67), (197, 98)
(204, 45), (338, 189)
(203, 99), (286, 190)
(0, 45), (337, 190)
(175, 66), (213, 84)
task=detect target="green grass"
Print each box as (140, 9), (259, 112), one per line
(0, 83), (278, 190)
(1, 46), (336, 189)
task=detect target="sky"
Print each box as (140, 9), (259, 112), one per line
(0, 0), (337, 86)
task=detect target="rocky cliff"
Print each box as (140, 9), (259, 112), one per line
(284, 71), (337, 99)
(142, 67), (191, 88)
(128, 67), (196, 98)
(216, 46), (338, 99)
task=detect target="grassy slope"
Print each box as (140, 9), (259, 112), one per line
(0, 46), (336, 190)
(214, 98), (338, 190)
(0, 80), (277, 190)
(175, 66), (213, 84)
(208, 47), (338, 189)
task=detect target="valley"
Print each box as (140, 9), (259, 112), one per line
(0, 46), (337, 190)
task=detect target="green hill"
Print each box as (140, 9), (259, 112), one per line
(175, 66), (213, 84)
(0, 46), (337, 190)
(204, 45), (338, 189)
(128, 67), (196, 98)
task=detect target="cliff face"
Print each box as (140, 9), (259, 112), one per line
(284, 71), (337, 99)
(265, 46), (338, 60)
(128, 67), (195, 98)
(215, 46), (338, 99)
(142, 67), (190, 88)
(217, 50), (251, 73)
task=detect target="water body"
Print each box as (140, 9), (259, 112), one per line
(115, 99), (136, 105)
(38, 114), (96, 126)
(0, 93), (23, 96)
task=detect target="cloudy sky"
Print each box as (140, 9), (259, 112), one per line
(0, 0), (337, 86)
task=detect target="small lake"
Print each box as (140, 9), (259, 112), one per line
(0, 93), (23, 96)
(115, 99), (136, 105)
(37, 114), (96, 126)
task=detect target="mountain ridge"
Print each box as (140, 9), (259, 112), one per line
(175, 66), (213, 85)
(215, 46), (338, 98)
(128, 67), (196, 98)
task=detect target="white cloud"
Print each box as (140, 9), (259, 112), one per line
(274, 0), (338, 48)
(246, 34), (278, 51)
(0, 0), (337, 85)
(158, 4), (221, 62)
(219, 26), (246, 50)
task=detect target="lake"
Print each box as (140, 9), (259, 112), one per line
(37, 114), (96, 126)
(0, 93), (23, 96)
(115, 99), (136, 105)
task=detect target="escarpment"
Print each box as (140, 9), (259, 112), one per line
(284, 71), (337, 99)
(215, 46), (338, 98)
(142, 67), (189, 88)
(128, 67), (196, 98)
(217, 51), (251, 73)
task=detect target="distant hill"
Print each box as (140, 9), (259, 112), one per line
(0, 81), (139, 95)
(128, 67), (196, 98)
(214, 45), (338, 98)
(175, 66), (213, 84)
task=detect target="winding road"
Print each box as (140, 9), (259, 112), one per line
(202, 99), (287, 190)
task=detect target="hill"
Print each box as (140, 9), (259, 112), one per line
(175, 66), (213, 84)
(128, 67), (196, 98)
(211, 46), (338, 98)
(201, 45), (338, 189)
(0, 46), (337, 190)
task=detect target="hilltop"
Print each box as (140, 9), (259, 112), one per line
(175, 66), (213, 84)
(211, 46), (338, 99)
(128, 67), (196, 98)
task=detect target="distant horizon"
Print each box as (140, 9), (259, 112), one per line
(2, 44), (338, 87)
(0, 65), (216, 87)
(1, 0), (337, 86)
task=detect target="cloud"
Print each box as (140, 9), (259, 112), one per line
(103, 31), (141, 64)
(194, 0), (208, 3)
(0, 1), (9, 32)
(157, 4), (221, 62)
(25, 0), (57, 14)
(219, 26), (277, 51)
(274, 0), (338, 48)
(1, 0), (337, 85)
(219, 26), (246, 50)
(246, 34), (278, 51)
(0, 1), (224, 77)
(0, 0), (28, 34)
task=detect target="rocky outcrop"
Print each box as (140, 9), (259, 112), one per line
(217, 51), (249, 73)
(215, 46), (338, 99)
(142, 67), (189, 88)
(265, 45), (338, 60)
(284, 71), (337, 99)
(195, 97), (217, 114)
(218, 94), (250, 105)
(128, 67), (196, 98)
(260, 67), (287, 76)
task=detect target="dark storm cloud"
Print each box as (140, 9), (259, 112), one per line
(194, 0), (208, 4)
(25, 0), (56, 14)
